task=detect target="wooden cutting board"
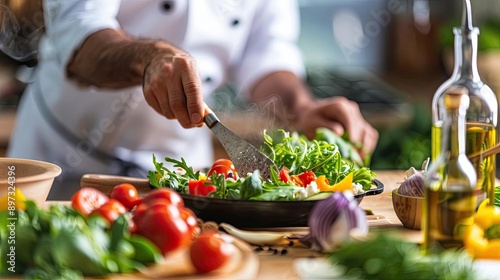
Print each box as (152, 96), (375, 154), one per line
(2, 232), (259, 280)
(7, 200), (260, 280)
(98, 236), (259, 280)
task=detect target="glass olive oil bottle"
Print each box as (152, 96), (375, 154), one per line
(423, 91), (477, 255)
(431, 0), (498, 206)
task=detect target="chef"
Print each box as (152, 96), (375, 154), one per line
(7, 0), (378, 199)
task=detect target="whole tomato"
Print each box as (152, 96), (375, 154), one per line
(71, 187), (109, 216)
(180, 207), (199, 237)
(207, 165), (238, 180)
(136, 202), (192, 255)
(189, 231), (236, 273)
(142, 188), (184, 207)
(212, 159), (237, 173)
(109, 183), (140, 210)
(90, 199), (127, 224)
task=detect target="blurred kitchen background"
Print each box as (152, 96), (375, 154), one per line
(1, 0), (500, 170)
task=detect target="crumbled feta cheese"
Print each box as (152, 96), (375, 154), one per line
(352, 183), (363, 194)
(305, 181), (320, 197)
(296, 188), (308, 200)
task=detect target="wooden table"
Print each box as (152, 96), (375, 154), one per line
(254, 170), (423, 280)
(35, 170), (418, 279)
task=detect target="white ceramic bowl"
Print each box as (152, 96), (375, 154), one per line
(0, 157), (62, 206)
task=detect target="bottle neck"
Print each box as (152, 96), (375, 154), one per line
(451, 28), (481, 82)
(448, 108), (467, 158)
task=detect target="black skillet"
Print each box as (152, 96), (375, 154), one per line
(81, 174), (384, 228)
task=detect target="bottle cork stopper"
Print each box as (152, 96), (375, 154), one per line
(444, 87), (469, 111)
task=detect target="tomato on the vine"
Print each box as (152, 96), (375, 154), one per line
(71, 187), (109, 216)
(189, 231), (236, 273)
(109, 183), (140, 210)
(90, 199), (127, 224)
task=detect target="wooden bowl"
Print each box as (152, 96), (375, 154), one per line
(392, 188), (423, 230)
(0, 157), (62, 206)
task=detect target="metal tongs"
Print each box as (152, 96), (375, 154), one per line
(203, 105), (277, 179)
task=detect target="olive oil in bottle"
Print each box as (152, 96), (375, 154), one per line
(423, 91), (477, 255)
(430, 0), (498, 206)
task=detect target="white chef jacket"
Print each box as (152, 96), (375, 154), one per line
(7, 0), (305, 199)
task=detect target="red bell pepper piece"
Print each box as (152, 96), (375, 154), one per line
(188, 180), (217, 196)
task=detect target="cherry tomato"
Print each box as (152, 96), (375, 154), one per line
(189, 231), (236, 273)
(132, 202), (149, 227)
(212, 159), (237, 173)
(133, 197), (174, 226)
(279, 167), (291, 183)
(136, 203), (192, 255)
(188, 180), (217, 196)
(142, 188), (184, 207)
(207, 164), (237, 180)
(90, 199), (127, 224)
(180, 207), (199, 237)
(71, 187), (109, 216)
(109, 183), (140, 210)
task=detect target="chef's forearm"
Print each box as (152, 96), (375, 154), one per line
(248, 71), (317, 126)
(66, 28), (175, 89)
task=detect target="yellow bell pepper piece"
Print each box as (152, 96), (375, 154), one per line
(0, 188), (27, 211)
(315, 173), (354, 193)
(464, 205), (500, 259)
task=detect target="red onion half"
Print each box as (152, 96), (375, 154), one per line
(302, 192), (368, 252)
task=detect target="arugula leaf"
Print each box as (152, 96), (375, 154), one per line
(261, 129), (375, 190)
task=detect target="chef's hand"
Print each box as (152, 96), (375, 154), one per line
(297, 97), (378, 158)
(67, 29), (205, 128)
(142, 46), (205, 128)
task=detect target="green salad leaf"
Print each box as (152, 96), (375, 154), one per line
(261, 129), (375, 190)
(328, 233), (477, 280)
(0, 201), (162, 279)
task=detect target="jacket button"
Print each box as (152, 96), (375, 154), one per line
(231, 19), (240, 26)
(160, 0), (174, 12)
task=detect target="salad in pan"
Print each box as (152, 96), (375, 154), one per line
(148, 129), (376, 201)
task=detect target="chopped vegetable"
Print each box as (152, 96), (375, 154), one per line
(301, 192), (368, 251)
(316, 173), (354, 193)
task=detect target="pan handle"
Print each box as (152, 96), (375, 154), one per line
(80, 174), (152, 195)
(364, 179), (384, 196)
